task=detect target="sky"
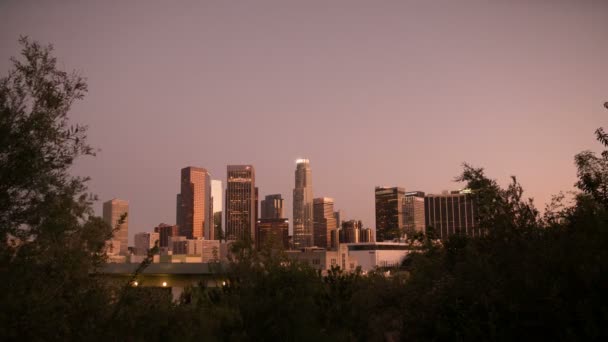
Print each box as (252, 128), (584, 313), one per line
(1, 0), (607, 244)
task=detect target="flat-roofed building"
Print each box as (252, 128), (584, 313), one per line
(134, 232), (160, 256)
(261, 194), (284, 219)
(403, 191), (426, 233)
(169, 236), (188, 255)
(424, 190), (478, 239)
(360, 228), (374, 243)
(225, 165), (256, 242)
(256, 218), (289, 250)
(186, 239), (220, 262)
(341, 220), (362, 243)
(211, 180), (223, 240)
(313, 197), (337, 249)
(154, 223), (179, 248)
(103, 198), (129, 255)
(176, 167), (212, 239)
(375, 187), (405, 241)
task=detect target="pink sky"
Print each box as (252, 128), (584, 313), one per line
(1, 0), (607, 243)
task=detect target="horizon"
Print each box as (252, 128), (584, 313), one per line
(1, 0), (607, 244)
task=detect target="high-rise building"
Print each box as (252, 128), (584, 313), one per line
(154, 223), (179, 248)
(211, 180), (223, 240)
(176, 167), (212, 239)
(134, 232), (159, 256)
(186, 239), (220, 262)
(403, 191), (426, 233)
(360, 228), (374, 243)
(313, 197), (337, 249)
(255, 187), (259, 228)
(261, 194), (284, 219)
(176, 194), (183, 230)
(225, 165), (256, 241)
(375, 187), (405, 242)
(424, 190), (478, 240)
(256, 218), (289, 250)
(169, 236), (188, 254)
(341, 220), (362, 243)
(103, 198), (129, 256)
(333, 210), (342, 230)
(293, 159), (313, 248)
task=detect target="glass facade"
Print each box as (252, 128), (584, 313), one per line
(424, 191), (478, 239)
(225, 165), (256, 241)
(293, 159), (313, 248)
(103, 198), (129, 256)
(261, 194), (284, 219)
(375, 187), (405, 241)
(256, 218), (289, 250)
(211, 180), (223, 240)
(154, 223), (179, 248)
(177, 167), (211, 239)
(313, 197), (337, 249)
(403, 191), (426, 233)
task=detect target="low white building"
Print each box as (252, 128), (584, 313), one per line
(345, 242), (413, 271)
(286, 242), (415, 273)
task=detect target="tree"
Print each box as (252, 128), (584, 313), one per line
(0, 37), (114, 340)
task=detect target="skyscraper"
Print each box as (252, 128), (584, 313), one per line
(333, 210), (342, 230)
(103, 198), (129, 256)
(424, 190), (478, 240)
(225, 165), (256, 241)
(261, 194), (284, 219)
(134, 232), (159, 256)
(293, 159), (313, 248)
(360, 228), (374, 243)
(211, 180), (223, 240)
(256, 218), (289, 250)
(154, 223), (179, 248)
(176, 167), (212, 239)
(313, 197), (337, 249)
(403, 191), (426, 233)
(375, 187), (405, 242)
(341, 220), (362, 243)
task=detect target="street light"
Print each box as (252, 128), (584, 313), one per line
(162, 281), (167, 287)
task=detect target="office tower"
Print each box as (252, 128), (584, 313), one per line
(375, 187), (405, 242)
(293, 159), (313, 248)
(176, 194), (182, 230)
(255, 187), (259, 228)
(261, 194), (284, 219)
(341, 220), (362, 243)
(313, 197), (337, 249)
(424, 190), (478, 239)
(211, 180), (223, 240)
(333, 210), (342, 229)
(169, 236), (188, 254)
(360, 228), (374, 243)
(187, 239), (220, 262)
(225, 165), (256, 241)
(176, 167), (211, 239)
(154, 223), (179, 248)
(134, 232), (159, 256)
(403, 191), (426, 233)
(256, 218), (289, 250)
(103, 198), (129, 255)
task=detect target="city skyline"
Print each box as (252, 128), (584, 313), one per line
(1, 1), (605, 243)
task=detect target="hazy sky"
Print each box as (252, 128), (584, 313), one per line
(1, 0), (607, 244)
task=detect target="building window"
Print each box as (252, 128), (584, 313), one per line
(331, 258), (336, 266)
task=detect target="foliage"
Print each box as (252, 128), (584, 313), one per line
(1, 38), (608, 341)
